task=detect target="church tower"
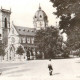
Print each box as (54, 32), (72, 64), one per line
(33, 4), (48, 30)
(0, 7), (11, 47)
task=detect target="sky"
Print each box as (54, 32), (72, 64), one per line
(0, 0), (60, 28)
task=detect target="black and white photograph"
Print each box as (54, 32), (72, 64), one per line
(0, 0), (80, 80)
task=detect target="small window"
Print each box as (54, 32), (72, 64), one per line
(27, 37), (30, 43)
(23, 29), (25, 31)
(0, 34), (1, 37)
(40, 15), (42, 18)
(31, 37), (34, 44)
(23, 37), (26, 43)
(19, 29), (21, 31)
(27, 30), (29, 32)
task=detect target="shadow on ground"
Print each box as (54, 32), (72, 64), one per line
(53, 73), (60, 75)
(0, 67), (18, 72)
(5, 68), (31, 75)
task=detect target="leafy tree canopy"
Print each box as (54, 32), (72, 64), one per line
(50, 0), (80, 17)
(0, 41), (5, 56)
(0, 47), (5, 56)
(50, 0), (80, 32)
(16, 46), (24, 55)
(35, 27), (63, 58)
(50, 0), (80, 51)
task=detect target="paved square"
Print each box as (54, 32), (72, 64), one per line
(0, 58), (80, 80)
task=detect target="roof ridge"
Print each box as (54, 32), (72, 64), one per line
(14, 25), (35, 29)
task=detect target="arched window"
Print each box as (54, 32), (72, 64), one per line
(40, 15), (42, 18)
(5, 18), (7, 28)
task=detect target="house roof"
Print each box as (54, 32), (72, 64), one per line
(14, 25), (36, 36)
(1, 9), (11, 14)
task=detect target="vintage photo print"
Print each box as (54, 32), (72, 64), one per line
(0, 0), (80, 80)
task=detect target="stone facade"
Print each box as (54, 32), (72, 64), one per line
(0, 7), (11, 46)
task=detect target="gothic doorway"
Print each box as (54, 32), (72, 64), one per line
(9, 44), (15, 60)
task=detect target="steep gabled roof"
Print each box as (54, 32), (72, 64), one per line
(14, 25), (36, 36)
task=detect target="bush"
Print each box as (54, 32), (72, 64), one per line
(62, 53), (69, 58)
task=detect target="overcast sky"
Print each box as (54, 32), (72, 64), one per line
(0, 0), (60, 28)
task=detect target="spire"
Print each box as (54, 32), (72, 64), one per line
(39, 3), (41, 10)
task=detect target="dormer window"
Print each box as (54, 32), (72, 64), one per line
(27, 30), (29, 32)
(19, 29), (21, 31)
(23, 29), (25, 31)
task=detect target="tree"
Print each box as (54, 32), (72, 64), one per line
(35, 26), (63, 59)
(26, 48), (30, 60)
(0, 42), (5, 61)
(50, 0), (80, 53)
(16, 46), (24, 60)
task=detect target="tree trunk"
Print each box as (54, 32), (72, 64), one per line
(20, 55), (21, 61)
(42, 52), (44, 59)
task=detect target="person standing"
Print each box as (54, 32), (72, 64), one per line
(48, 58), (53, 76)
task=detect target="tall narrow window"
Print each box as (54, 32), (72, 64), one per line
(5, 18), (7, 28)
(0, 34), (1, 37)
(0, 34), (1, 39)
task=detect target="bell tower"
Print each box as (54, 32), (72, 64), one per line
(0, 7), (11, 47)
(33, 4), (48, 30)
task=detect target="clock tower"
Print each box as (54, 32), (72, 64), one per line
(33, 4), (48, 30)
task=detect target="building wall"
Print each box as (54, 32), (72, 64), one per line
(0, 9), (11, 46)
(6, 24), (20, 60)
(7, 24), (36, 60)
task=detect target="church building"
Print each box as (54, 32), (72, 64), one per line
(0, 5), (48, 61)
